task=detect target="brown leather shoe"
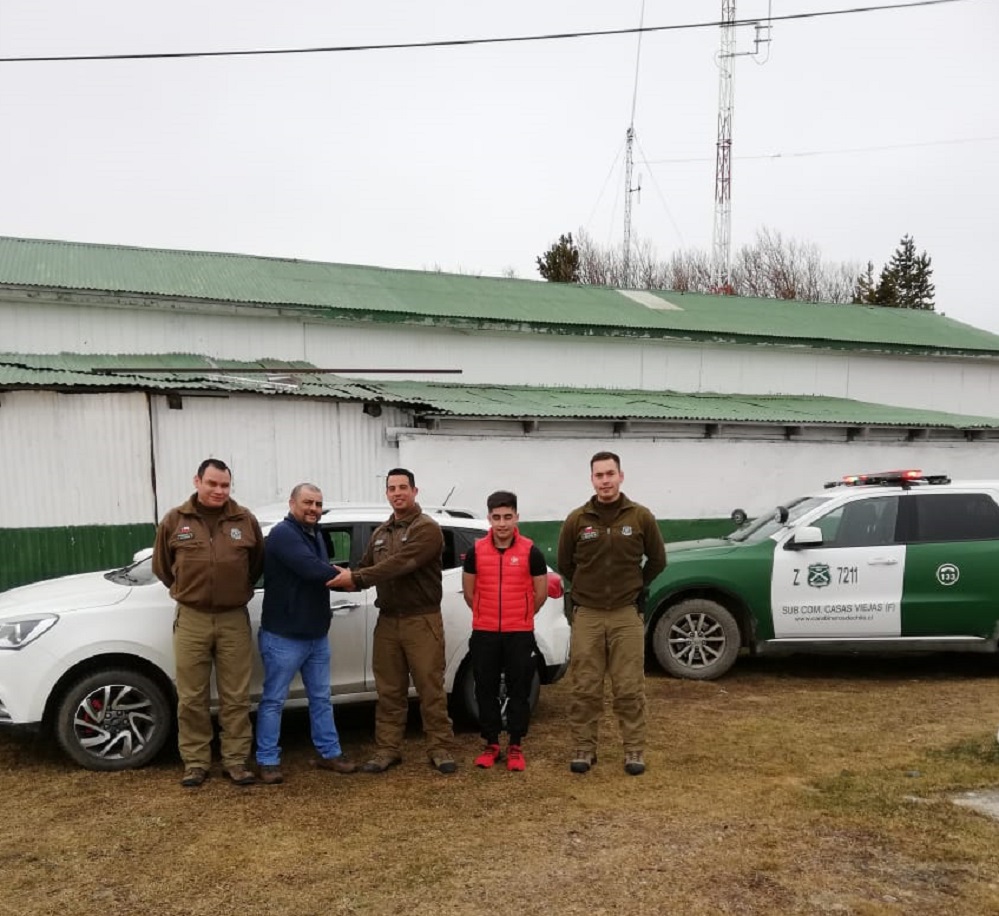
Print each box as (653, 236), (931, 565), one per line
(180, 767), (209, 788)
(224, 764), (256, 786)
(359, 754), (402, 774)
(624, 751), (646, 776)
(315, 754), (358, 774)
(258, 764), (284, 785)
(430, 751), (457, 774)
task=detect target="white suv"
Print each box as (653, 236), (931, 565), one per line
(0, 504), (571, 770)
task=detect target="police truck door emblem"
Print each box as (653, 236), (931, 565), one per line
(807, 564), (831, 588)
(936, 563), (960, 586)
(622, 526), (633, 536)
(230, 528), (242, 540)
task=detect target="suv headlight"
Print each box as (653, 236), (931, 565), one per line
(0, 615), (58, 650)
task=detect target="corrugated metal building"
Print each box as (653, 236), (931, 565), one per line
(4, 236), (999, 588)
(5, 236), (999, 413)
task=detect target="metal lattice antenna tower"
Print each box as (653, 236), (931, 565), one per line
(623, 125), (636, 286)
(623, 1), (646, 289)
(712, 0), (737, 293)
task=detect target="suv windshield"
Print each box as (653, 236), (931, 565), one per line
(728, 495), (832, 544)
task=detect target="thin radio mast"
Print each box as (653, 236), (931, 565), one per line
(623, 0), (645, 289)
(712, 0), (737, 293)
(712, 1), (773, 293)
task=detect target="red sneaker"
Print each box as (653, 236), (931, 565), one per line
(474, 744), (502, 768)
(506, 745), (526, 772)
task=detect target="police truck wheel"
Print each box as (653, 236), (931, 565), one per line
(652, 599), (741, 680)
(55, 668), (172, 771)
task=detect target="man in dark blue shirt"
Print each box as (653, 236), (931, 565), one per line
(256, 483), (357, 783)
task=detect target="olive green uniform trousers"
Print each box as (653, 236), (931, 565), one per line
(371, 612), (455, 760)
(173, 604), (254, 769)
(568, 605), (646, 754)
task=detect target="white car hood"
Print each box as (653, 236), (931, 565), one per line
(0, 570), (132, 618)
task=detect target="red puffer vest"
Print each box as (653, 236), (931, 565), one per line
(471, 531), (536, 632)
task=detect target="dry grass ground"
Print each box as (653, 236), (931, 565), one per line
(5, 653), (999, 915)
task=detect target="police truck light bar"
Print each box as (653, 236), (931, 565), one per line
(824, 470), (950, 489)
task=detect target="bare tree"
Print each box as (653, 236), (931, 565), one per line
(665, 249), (713, 293)
(823, 261), (860, 304)
(632, 238), (667, 290)
(733, 228), (821, 300)
(563, 226), (859, 303)
(576, 228), (620, 287)
(730, 228), (861, 302)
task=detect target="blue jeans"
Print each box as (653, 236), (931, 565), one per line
(255, 628), (343, 766)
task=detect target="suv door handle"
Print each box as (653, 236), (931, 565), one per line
(867, 557), (898, 566)
(331, 602), (362, 616)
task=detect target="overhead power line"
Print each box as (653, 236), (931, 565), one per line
(100, 367), (463, 375)
(645, 135), (999, 165)
(0, 0), (967, 64)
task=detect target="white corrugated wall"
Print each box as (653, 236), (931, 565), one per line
(6, 296), (999, 419)
(0, 390), (154, 527)
(149, 394), (406, 519)
(0, 389), (406, 529)
(4, 387), (999, 531)
(397, 433), (999, 523)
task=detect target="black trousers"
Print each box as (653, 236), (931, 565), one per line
(469, 630), (536, 745)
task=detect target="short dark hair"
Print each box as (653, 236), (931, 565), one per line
(290, 482), (321, 500)
(486, 490), (518, 513)
(386, 467), (415, 487)
(197, 458), (230, 479)
(590, 450), (621, 470)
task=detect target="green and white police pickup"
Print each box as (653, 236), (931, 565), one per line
(645, 470), (999, 679)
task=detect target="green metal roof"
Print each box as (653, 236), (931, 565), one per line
(4, 353), (995, 430)
(2, 236), (999, 355)
(376, 380), (999, 430)
(0, 353), (383, 399)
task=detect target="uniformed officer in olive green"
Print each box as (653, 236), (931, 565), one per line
(328, 468), (457, 774)
(557, 451), (666, 776)
(152, 458), (264, 789)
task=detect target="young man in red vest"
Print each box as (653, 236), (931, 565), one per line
(462, 490), (550, 771)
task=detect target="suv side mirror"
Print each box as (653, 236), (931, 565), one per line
(786, 526), (823, 549)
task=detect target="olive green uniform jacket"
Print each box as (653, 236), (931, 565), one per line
(354, 503), (444, 615)
(152, 496), (265, 612)
(557, 494), (667, 610)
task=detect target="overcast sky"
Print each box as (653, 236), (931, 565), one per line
(1, 1), (997, 331)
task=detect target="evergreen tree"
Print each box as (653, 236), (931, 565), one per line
(536, 232), (580, 283)
(874, 234), (936, 310)
(906, 249), (936, 310)
(852, 261), (878, 304)
(874, 262), (898, 306)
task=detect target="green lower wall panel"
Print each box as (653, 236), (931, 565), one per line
(1, 518), (737, 592)
(0, 524), (157, 592)
(519, 518), (736, 574)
